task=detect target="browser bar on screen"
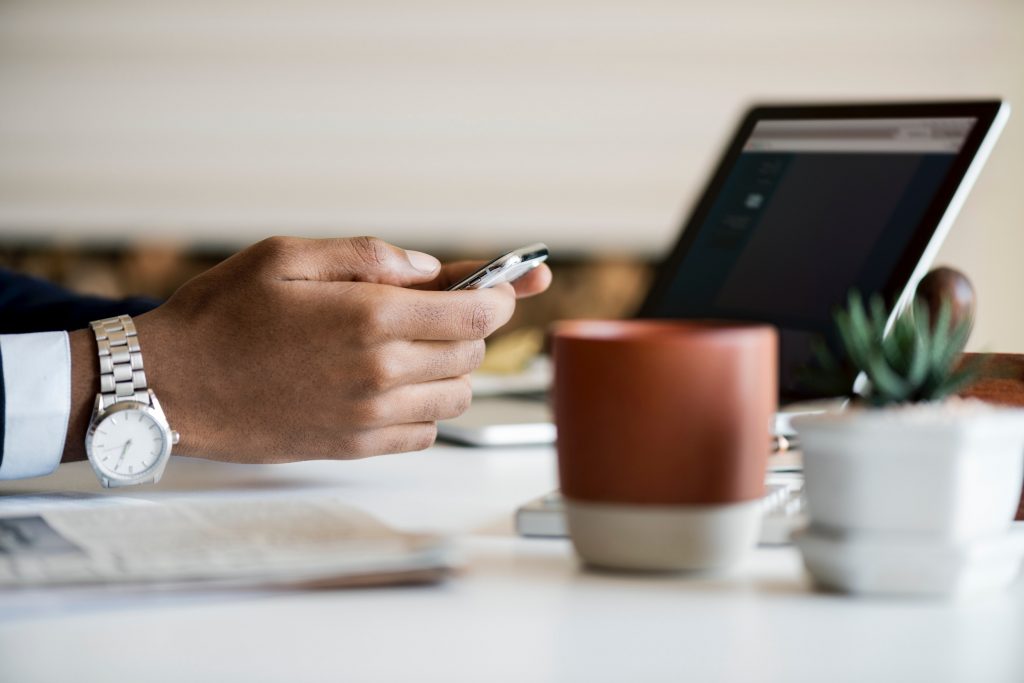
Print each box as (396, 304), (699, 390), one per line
(743, 117), (977, 153)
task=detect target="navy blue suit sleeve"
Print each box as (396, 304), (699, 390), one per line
(0, 346), (5, 465)
(0, 268), (161, 334)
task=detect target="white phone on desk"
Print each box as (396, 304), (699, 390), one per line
(447, 243), (549, 291)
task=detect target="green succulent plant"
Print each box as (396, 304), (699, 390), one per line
(807, 291), (981, 407)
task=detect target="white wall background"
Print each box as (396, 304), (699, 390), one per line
(0, 0), (1022, 348)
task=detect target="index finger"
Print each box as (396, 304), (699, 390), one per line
(367, 284), (517, 341)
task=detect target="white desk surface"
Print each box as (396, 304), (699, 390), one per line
(2, 444), (1023, 683)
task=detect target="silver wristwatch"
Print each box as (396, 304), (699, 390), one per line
(84, 315), (178, 487)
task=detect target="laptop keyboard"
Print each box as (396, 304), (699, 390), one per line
(516, 473), (806, 546)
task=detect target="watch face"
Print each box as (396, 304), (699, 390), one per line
(90, 406), (170, 480)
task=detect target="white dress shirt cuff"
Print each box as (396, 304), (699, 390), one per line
(0, 331), (71, 479)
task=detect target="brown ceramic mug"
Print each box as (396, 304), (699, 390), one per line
(553, 320), (778, 571)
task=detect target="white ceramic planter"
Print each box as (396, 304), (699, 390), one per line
(795, 524), (1024, 598)
(793, 402), (1024, 596)
(794, 404), (1024, 541)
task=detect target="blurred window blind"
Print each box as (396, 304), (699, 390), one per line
(0, 0), (1021, 253)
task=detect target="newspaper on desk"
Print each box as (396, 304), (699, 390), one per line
(0, 495), (452, 589)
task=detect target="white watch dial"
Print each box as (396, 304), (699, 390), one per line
(91, 409), (168, 479)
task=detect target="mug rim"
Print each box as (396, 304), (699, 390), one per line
(552, 318), (775, 342)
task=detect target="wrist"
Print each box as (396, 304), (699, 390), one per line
(76, 313), (181, 486)
(63, 328), (97, 463)
(64, 310), (186, 464)
(129, 309), (195, 456)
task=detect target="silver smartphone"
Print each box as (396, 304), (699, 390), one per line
(447, 243), (549, 291)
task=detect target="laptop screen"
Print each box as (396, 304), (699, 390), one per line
(640, 104), (1006, 400)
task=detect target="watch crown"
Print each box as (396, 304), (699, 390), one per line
(171, 431), (180, 445)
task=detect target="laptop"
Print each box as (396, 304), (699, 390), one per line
(438, 100), (1010, 447)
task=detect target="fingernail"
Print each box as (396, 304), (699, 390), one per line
(407, 250), (441, 274)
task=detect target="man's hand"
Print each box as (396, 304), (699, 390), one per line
(64, 236), (551, 464)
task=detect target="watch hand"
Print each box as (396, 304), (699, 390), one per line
(116, 440), (133, 466)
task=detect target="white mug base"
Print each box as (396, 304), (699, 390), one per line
(564, 498), (762, 572)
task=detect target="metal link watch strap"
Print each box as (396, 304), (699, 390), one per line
(90, 314), (150, 409)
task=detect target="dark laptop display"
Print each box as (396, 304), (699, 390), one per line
(640, 102), (1008, 400)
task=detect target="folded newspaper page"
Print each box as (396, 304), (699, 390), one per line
(0, 496), (452, 589)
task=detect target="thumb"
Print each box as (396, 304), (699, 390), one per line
(266, 236), (441, 286)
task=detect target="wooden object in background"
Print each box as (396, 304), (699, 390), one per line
(915, 266), (976, 333)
